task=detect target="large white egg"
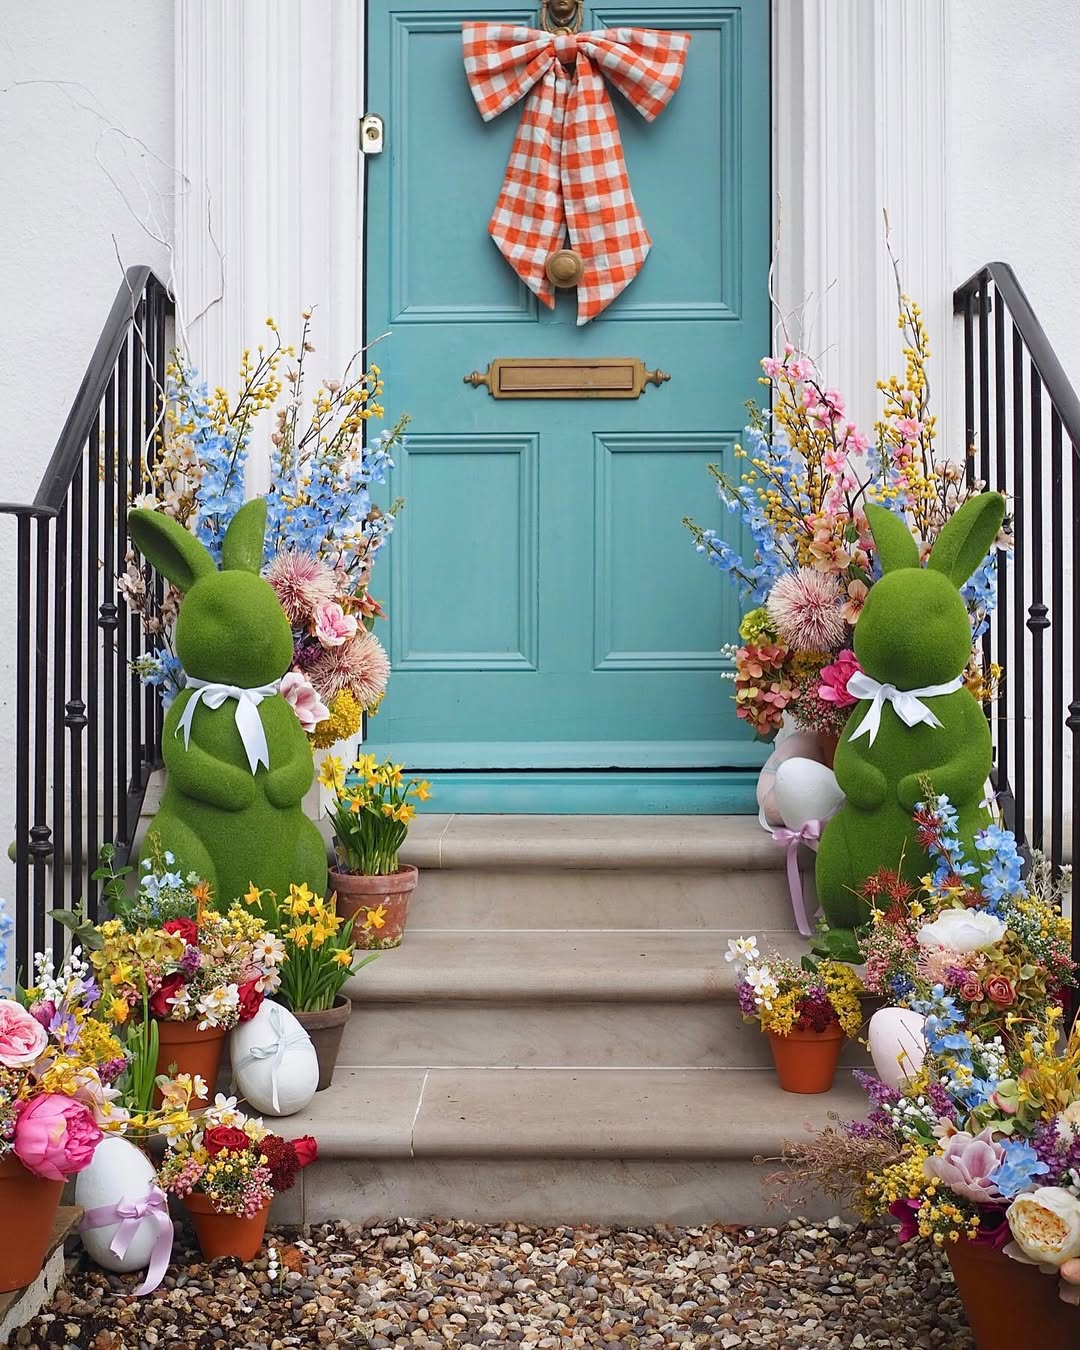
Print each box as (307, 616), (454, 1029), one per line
(774, 758), (846, 833)
(75, 1136), (170, 1275)
(868, 1007), (928, 1090)
(230, 999), (319, 1116)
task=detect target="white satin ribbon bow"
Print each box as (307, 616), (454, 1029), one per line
(846, 671), (964, 747)
(175, 677), (281, 774)
(232, 1002), (312, 1114)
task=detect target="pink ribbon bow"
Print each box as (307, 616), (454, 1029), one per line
(80, 1187), (174, 1296)
(770, 820), (824, 937)
(462, 23), (690, 323)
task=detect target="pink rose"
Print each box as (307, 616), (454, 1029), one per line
(986, 975), (1016, 1010)
(0, 997), (49, 1068)
(280, 670), (330, 733)
(314, 601), (358, 650)
(818, 649), (862, 709)
(14, 1094), (103, 1180)
(959, 975), (983, 1003)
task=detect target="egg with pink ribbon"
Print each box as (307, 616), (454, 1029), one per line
(230, 999), (318, 1117)
(75, 1136), (173, 1288)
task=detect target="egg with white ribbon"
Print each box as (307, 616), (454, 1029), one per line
(868, 1007), (928, 1091)
(76, 1137), (173, 1286)
(230, 999), (318, 1117)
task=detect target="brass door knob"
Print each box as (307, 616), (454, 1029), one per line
(545, 249), (585, 288)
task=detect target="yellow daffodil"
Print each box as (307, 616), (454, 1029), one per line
(411, 779), (433, 801)
(364, 905), (388, 931)
(243, 882), (263, 907)
(333, 948), (354, 967)
(108, 996), (130, 1024)
(317, 755), (346, 792)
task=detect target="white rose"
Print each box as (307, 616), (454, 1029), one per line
(916, 908), (1006, 954)
(1057, 1101), (1080, 1141)
(1006, 1188), (1080, 1272)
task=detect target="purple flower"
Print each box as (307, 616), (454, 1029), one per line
(889, 1199), (920, 1243)
(180, 945), (202, 974)
(736, 982), (757, 1016)
(98, 1056), (128, 1086)
(854, 1070), (901, 1109)
(30, 1000), (56, 1030)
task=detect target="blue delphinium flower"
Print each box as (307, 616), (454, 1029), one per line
(973, 824), (1024, 913)
(962, 548), (1004, 640)
(133, 652), (185, 711)
(994, 1139), (1051, 1198)
(0, 896), (12, 993)
(888, 973), (915, 1000)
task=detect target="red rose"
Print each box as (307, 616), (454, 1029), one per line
(236, 978), (264, 1024)
(986, 975), (1016, 1009)
(291, 1135), (318, 1169)
(163, 917), (199, 946)
(148, 972), (187, 1019)
(959, 975), (983, 1003)
(204, 1125), (252, 1158)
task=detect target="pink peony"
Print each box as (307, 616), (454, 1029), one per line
(314, 601), (358, 650)
(280, 670), (330, 733)
(923, 1128), (1006, 1204)
(0, 997), (49, 1068)
(14, 1094), (103, 1180)
(818, 650), (862, 708)
(265, 550), (337, 625)
(767, 568), (847, 653)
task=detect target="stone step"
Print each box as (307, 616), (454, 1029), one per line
(274, 1066), (866, 1226)
(341, 930), (868, 1070)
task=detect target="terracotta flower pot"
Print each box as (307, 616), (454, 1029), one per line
(0, 1153), (65, 1292)
(947, 1236), (1080, 1350)
(184, 1190), (269, 1261)
(292, 994), (351, 1091)
(153, 1019), (227, 1106)
(330, 863), (418, 949)
(767, 1023), (845, 1094)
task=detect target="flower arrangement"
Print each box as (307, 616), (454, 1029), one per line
(84, 843), (281, 1037)
(0, 948), (130, 1180)
(242, 882), (375, 1013)
(124, 313), (408, 745)
(685, 290), (1009, 741)
(319, 753), (431, 878)
(726, 935), (863, 1039)
(158, 1094), (317, 1218)
(851, 796), (1074, 1031)
(771, 796), (1080, 1306)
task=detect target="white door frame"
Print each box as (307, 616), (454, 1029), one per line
(176, 0), (950, 451)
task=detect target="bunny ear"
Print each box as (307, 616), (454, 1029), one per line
(128, 509), (216, 592)
(220, 498), (269, 574)
(927, 491), (1006, 586)
(865, 503), (920, 574)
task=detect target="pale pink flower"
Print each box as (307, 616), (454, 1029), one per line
(841, 580), (869, 625)
(280, 670), (330, 733)
(309, 628), (391, 710)
(896, 417), (923, 443)
(840, 421), (871, 455)
(265, 550), (337, 625)
(822, 447), (848, 477)
(788, 357), (813, 382)
(760, 356), (784, 379)
(0, 998), (48, 1068)
(923, 1128), (1006, 1204)
(766, 569), (847, 653)
(314, 601), (358, 649)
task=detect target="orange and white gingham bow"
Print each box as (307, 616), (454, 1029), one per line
(462, 23), (690, 324)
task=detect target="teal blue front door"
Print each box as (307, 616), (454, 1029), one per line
(365, 0), (770, 811)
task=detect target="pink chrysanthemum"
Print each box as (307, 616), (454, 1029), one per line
(766, 568), (847, 653)
(308, 628), (390, 710)
(264, 550), (337, 625)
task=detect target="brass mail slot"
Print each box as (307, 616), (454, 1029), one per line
(463, 357), (670, 400)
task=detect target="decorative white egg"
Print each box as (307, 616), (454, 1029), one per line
(230, 999), (319, 1117)
(774, 758), (846, 833)
(75, 1136), (170, 1275)
(868, 1007), (928, 1090)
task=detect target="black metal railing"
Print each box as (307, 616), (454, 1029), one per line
(954, 263), (1080, 917)
(1, 267), (173, 980)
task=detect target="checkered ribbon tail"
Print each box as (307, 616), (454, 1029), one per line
(463, 23), (690, 324)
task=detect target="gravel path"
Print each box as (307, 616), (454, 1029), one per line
(8, 1218), (974, 1349)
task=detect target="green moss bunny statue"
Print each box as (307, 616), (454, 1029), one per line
(815, 490), (1006, 934)
(128, 499), (328, 905)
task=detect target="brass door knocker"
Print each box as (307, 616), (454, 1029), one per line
(541, 0), (583, 34)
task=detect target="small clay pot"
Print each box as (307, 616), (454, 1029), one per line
(0, 1154), (65, 1292)
(153, 1019), (226, 1106)
(330, 863), (418, 949)
(184, 1190), (269, 1261)
(948, 1235), (1080, 1350)
(767, 1023), (845, 1094)
(292, 994), (352, 1091)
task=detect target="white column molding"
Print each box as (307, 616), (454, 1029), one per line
(773, 0), (950, 437)
(175, 0), (365, 487)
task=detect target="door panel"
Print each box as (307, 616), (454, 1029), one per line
(365, 0), (770, 802)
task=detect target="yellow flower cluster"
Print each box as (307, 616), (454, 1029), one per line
(312, 689), (363, 749)
(280, 883), (349, 959)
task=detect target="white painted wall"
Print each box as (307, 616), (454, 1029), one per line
(0, 1), (175, 929)
(948, 0), (1080, 388)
